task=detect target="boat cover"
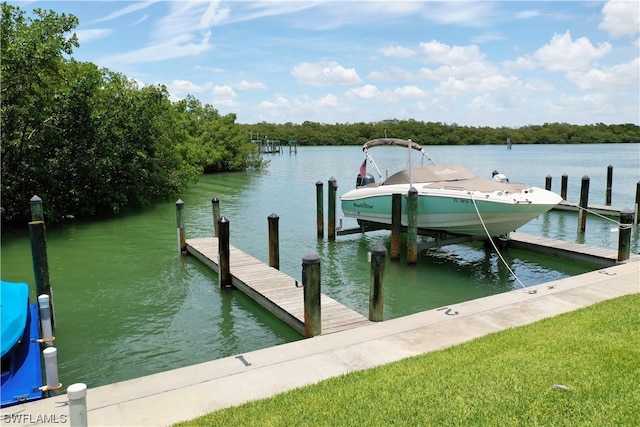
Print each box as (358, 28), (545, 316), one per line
(1, 280), (29, 358)
(383, 165), (529, 192)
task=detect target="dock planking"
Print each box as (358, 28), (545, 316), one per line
(185, 237), (371, 336)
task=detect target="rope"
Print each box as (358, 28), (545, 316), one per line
(573, 204), (624, 226)
(469, 193), (533, 293)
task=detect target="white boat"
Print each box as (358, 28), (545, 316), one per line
(340, 138), (562, 237)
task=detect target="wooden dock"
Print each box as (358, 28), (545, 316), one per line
(508, 232), (639, 267)
(185, 237), (371, 336)
(552, 200), (625, 217)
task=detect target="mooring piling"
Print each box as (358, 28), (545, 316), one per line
(561, 174), (568, 200)
(316, 181), (324, 238)
(212, 197), (220, 237)
(175, 199), (186, 254)
(67, 383), (88, 427)
(302, 250), (321, 337)
(407, 187), (418, 266)
(268, 213), (280, 269)
(577, 176), (590, 233)
(635, 181), (640, 224)
(328, 177), (337, 241)
(30, 195), (44, 221)
(218, 216), (233, 289)
(369, 244), (387, 322)
(390, 193), (402, 261)
(605, 165), (613, 206)
(617, 209), (633, 263)
(545, 175), (552, 191)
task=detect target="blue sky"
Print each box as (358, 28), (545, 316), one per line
(17, 1), (640, 126)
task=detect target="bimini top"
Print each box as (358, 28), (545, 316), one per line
(1, 280), (29, 358)
(363, 138), (425, 152)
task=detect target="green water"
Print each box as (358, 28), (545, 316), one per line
(1, 144), (638, 388)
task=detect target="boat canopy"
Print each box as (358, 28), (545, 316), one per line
(384, 165), (475, 185)
(363, 138), (425, 151)
(1, 280), (29, 358)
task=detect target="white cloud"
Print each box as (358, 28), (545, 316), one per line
(346, 84), (381, 100)
(88, 1), (158, 25)
(74, 29), (113, 43)
(291, 61), (361, 86)
(213, 85), (238, 99)
(568, 58), (640, 90)
(534, 31), (612, 72)
(599, 0), (640, 37)
(420, 41), (486, 66)
(379, 46), (416, 59)
(167, 80), (213, 95)
(313, 94), (339, 108)
(237, 80), (268, 90)
(102, 32), (212, 66)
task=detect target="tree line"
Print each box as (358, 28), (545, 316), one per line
(240, 120), (639, 147)
(2, 4), (638, 227)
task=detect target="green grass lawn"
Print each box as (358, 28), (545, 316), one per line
(175, 293), (639, 426)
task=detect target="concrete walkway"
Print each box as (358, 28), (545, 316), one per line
(3, 259), (638, 427)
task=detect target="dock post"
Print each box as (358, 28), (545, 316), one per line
(328, 177), (337, 241)
(30, 195), (44, 221)
(268, 213), (280, 269)
(29, 220), (54, 326)
(407, 187), (418, 266)
(38, 294), (54, 347)
(577, 175), (590, 233)
(218, 217), (233, 289)
(175, 199), (186, 254)
(617, 209), (633, 263)
(635, 181), (640, 224)
(545, 175), (552, 191)
(67, 383), (88, 427)
(606, 165), (613, 206)
(561, 174), (568, 200)
(316, 181), (324, 238)
(369, 244), (387, 321)
(212, 197), (220, 237)
(390, 193), (402, 261)
(43, 347), (61, 396)
(302, 250), (321, 337)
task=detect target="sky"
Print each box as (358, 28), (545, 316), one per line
(15, 1), (640, 127)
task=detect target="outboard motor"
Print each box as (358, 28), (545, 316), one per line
(356, 173), (376, 187)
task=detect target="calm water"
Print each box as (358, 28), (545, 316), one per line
(1, 143), (638, 388)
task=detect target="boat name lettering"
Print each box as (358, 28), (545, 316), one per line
(434, 169), (459, 175)
(453, 198), (471, 204)
(353, 202), (374, 209)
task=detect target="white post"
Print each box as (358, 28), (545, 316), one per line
(43, 347), (60, 394)
(67, 383), (88, 427)
(38, 294), (54, 347)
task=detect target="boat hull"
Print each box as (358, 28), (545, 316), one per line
(341, 186), (561, 237)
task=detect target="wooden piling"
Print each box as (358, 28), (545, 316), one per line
(635, 181), (640, 224)
(268, 213), (280, 270)
(176, 199), (186, 254)
(606, 165), (613, 206)
(328, 177), (337, 241)
(316, 181), (324, 238)
(617, 209), (633, 263)
(577, 176), (590, 233)
(218, 217), (233, 289)
(211, 197), (220, 237)
(302, 250), (321, 337)
(29, 220), (54, 326)
(30, 195), (44, 221)
(545, 175), (552, 191)
(561, 174), (568, 200)
(407, 187), (418, 266)
(369, 244), (387, 322)
(390, 193), (402, 261)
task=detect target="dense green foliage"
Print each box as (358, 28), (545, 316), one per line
(1, 3), (264, 226)
(176, 294), (640, 426)
(241, 120), (640, 146)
